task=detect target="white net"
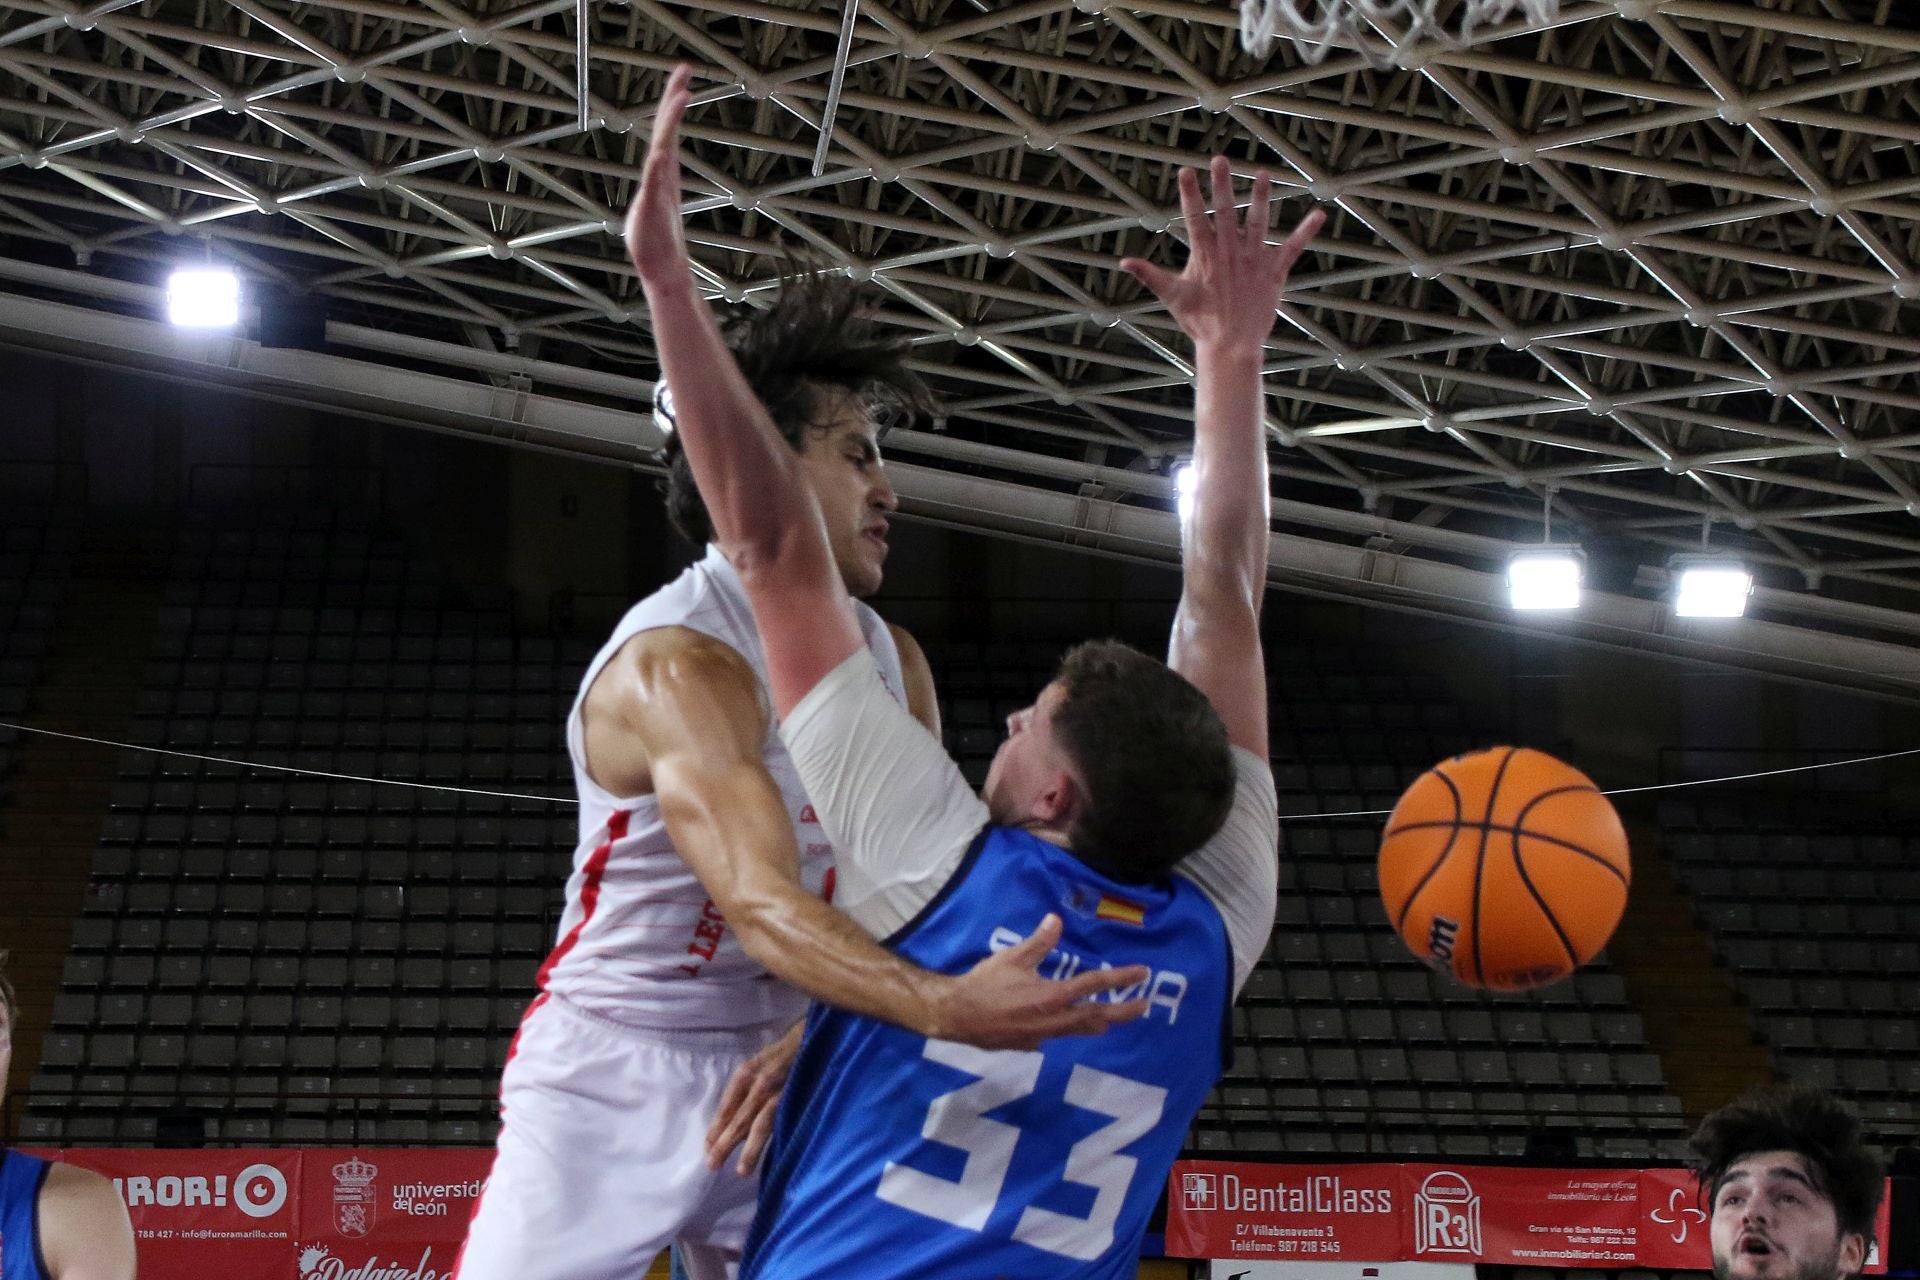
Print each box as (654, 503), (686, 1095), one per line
(1239, 0), (1562, 63)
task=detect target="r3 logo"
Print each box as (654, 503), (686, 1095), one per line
(875, 1040), (1168, 1261)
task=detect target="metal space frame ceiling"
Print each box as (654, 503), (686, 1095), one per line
(1, 0), (1918, 615)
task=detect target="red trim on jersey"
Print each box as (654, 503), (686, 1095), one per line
(451, 808), (628, 1280)
(535, 807), (628, 989)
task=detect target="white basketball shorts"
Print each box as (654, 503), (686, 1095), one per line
(452, 994), (788, 1280)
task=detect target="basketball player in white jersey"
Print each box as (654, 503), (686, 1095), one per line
(453, 180), (1150, 1280)
(630, 61), (1318, 1275)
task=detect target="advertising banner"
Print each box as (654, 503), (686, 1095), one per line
(58, 1147), (301, 1277)
(1171, 1162), (1893, 1271)
(1202, 1261), (1477, 1280)
(1167, 1162), (1405, 1261)
(1400, 1164), (1640, 1266)
(38, 1148), (492, 1280)
(293, 1148), (492, 1280)
(1634, 1164), (1713, 1270)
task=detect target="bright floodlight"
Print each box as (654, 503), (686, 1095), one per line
(1673, 558), (1753, 619)
(167, 267), (240, 328)
(1507, 547), (1583, 611)
(1173, 462), (1196, 523)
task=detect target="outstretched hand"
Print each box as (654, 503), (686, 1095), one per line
(931, 913), (1151, 1052)
(624, 62), (697, 288)
(1120, 156), (1324, 353)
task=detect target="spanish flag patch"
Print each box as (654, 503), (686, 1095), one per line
(1095, 894), (1147, 926)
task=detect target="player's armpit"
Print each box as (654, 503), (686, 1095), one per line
(38, 1162), (137, 1280)
(887, 623), (942, 738)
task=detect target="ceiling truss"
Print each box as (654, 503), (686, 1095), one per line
(1, 0), (1918, 613)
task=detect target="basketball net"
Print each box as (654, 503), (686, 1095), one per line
(1239, 0), (1562, 63)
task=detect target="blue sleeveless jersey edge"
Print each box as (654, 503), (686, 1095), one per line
(1, 1148), (53, 1280)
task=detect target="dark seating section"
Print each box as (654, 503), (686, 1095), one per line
(1664, 795), (1920, 1142)
(0, 520), (69, 792)
(16, 513), (1902, 1158)
(932, 641), (1690, 1161)
(22, 517), (587, 1145)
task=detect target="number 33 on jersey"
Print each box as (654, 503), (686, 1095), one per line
(741, 828), (1234, 1279)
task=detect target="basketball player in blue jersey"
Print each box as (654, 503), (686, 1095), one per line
(629, 63), (1322, 1277)
(0, 955), (136, 1280)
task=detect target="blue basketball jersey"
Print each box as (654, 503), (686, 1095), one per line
(742, 827), (1232, 1279)
(0, 1149), (51, 1280)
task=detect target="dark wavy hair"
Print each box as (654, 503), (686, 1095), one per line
(660, 273), (933, 546)
(1050, 639), (1236, 882)
(1691, 1084), (1885, 1243)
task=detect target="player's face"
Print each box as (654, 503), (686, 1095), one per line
(1710, 1151), (1862, 1280)
(982, 680), (1079, 828)
(796, 388), (897, 599)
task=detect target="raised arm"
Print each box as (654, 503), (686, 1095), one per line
(621, 67), (1148, 1045)
(625, 64), (859, 721)
(1122, 159), (1323, 752)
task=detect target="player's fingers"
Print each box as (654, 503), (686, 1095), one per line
(1098, 997), (1151, 1025)
(1273, 206), (1326, 280)
(737, 1104), (778, 1176)
(626, 65), (693, 258)
(1175, 166), (1207, 250)
(1247, 171), (1273, 247)
(650, 64), (693, 150)
(710, 1062), (753, 1131)
(1054, 963), (1149, 1005)
(1209, 156), (1235, 247)
(706, 1121), (739, 1170)
(1119, 257), (1178, 302)
(999, 913), (1063, 971)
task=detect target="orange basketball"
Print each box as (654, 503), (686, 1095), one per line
(1378, 746), (1630, 991)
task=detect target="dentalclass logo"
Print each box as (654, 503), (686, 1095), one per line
(297, 1245), (442, 1280)
(332, 1156), (379, 1238)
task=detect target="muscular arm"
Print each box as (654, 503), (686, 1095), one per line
(588, 627), (1135, 1047)
(40, 1163), (136, 1280)
(626, 65), (860, 721)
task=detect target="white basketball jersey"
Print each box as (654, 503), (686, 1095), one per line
(542, 545), (907, 1031)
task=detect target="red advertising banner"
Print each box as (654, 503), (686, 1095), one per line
(1170, 1161), (1895, 1271)
(38, 1148), (493, 1280)
(1401, 1164), (1640, 1266)
(1168, 1162), (1405, 1261)
(1634, 1164), (1713, 1271)
(293, 1148), (491, 1280)
(57, 1148), (301, 1277)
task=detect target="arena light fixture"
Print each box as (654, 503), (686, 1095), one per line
(1173, 461), (1196, 524)
(167, 266), (241, 328)
(1672, 556), (1753, 619)
(1507, 547), (1584, 611)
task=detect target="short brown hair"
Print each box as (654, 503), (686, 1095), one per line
(1691, 1084), (1884, 1243)
(661, 273), (932, 546)
(1050, 640), (1235, 881)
